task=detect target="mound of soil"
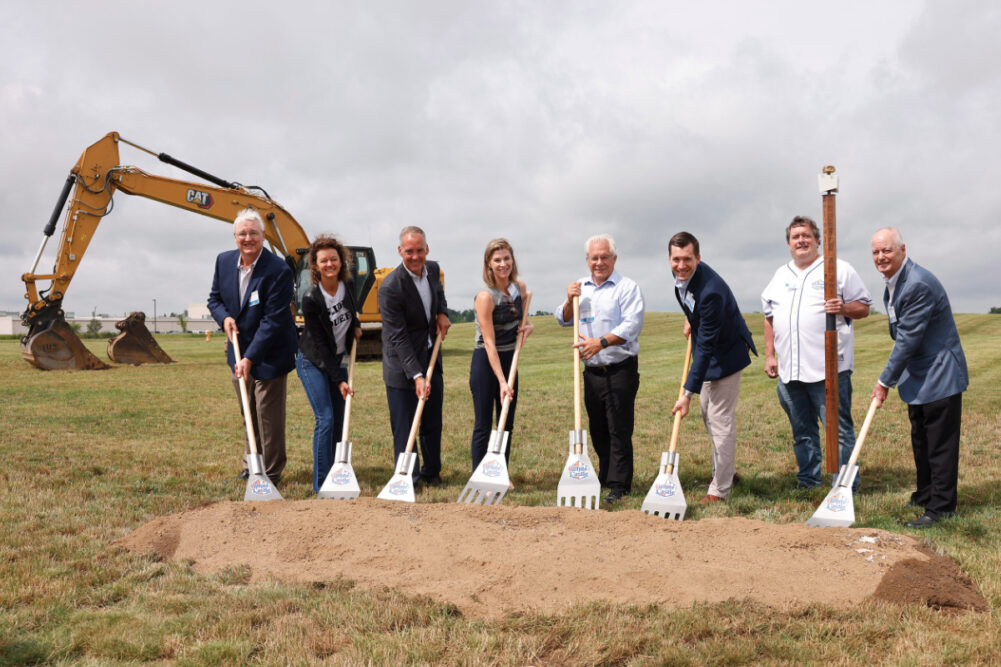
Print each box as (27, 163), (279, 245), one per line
(116, 498), (985, 618)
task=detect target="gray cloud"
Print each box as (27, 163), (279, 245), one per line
(2, 0), (998, 326)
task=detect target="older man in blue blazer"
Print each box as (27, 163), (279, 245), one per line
(870, 228), (968, 528)
(208, 208), (299, 484)
(669, 232), (757, 506)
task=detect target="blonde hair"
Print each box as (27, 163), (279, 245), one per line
(482, 238), (519, 289)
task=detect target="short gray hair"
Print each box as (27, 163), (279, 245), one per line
(399, 225), (427, 243)
(233, 208), (265, 232)
(585, 234), (617, 257)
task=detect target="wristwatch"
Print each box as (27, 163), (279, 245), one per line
(683, 389), (695, 398)
(599, 336), (609, 348)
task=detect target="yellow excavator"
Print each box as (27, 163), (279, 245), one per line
(21, 132), (388, 370)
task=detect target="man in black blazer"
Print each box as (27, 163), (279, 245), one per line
(208, 208), (299, 484)
(669, 232), (756, 506)
(379, 226), (450, 485)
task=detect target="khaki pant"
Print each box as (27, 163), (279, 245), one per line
(232, 373), (288, 483)
(699, 369), (743, 499)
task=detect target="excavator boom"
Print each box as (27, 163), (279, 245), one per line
(21, 132), (312, 370)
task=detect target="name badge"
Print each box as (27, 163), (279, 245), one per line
(249, 290), (260, 307)
(683, 293), (695, 311)
(888, 306), (896, 324)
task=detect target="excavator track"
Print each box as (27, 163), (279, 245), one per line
(107, 312), (174, 365)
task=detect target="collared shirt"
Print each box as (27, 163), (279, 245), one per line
(761, 257), (872, 383)
(406, 264), (433, 352)
(237, 252), (262, 306)
(883, 257), (911, 305)
(554, 269), (645, 366)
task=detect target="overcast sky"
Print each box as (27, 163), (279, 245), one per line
(3, 1), (999, 322)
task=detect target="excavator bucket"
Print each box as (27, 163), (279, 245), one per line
(107, 312), (174, 365)
(21, 317), (110, 370)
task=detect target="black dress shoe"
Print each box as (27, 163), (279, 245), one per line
(906, 512), (953, 528)
(423, 475), (443, 487)
(235, 470), (249, 481)
(605, 489), (626, 504)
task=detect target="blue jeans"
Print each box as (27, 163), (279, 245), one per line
(296, 352), (345, 493)
(776, 370), (859, 490)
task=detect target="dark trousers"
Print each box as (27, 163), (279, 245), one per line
(582, 355), (639, 493)
(469, 348), (518, 470)
(231, 373), (288, 483)
(908, 392), (962, 518)
(386, 377), (444, 480)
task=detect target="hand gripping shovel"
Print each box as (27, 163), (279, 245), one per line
(641, 338), (693, 520)
(557, 295), (601, 509)
(318, 338), (361, 499)
(377, 334), (443, 504)
(805, 397), (878, 528)
(231, 332), (282, 502)
(458, 292), (532, 505)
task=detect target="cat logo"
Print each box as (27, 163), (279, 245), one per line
(186, 189), (214, 209)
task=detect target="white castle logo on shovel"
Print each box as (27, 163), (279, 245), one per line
(481, 460), (503, 478)
(569, 461), (590, 480)
(655, 482), (677, 498)
(331, 468), (352, 485)
(388, 480), (410, 496)
(825, 492), (848, 513)
(250, 479), (274, 496)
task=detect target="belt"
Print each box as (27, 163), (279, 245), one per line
(584, 356), (637, 376)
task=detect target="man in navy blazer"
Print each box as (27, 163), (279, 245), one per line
(379, 226), (450, 485)
(208, 208), (299, 484)
(669, 232), (757, 506)
(870, 228), (968, 528)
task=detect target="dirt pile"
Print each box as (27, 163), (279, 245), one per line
(116, 498), (985, 618)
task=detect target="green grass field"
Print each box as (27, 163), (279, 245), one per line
(2, 312), (999, 665)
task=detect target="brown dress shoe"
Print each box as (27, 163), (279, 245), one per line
(699, 494), (725, 506)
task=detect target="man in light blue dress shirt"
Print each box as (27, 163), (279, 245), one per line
(555, 234), (645, 503)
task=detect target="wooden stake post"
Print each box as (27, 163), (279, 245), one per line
(819, 165), (840, 474)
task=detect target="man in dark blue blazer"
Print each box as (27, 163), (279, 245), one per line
(379, 226), (450, 485)
(669, 232), (757, 506)
(870, 228), (968, 528)
(208, 208), (299, 484)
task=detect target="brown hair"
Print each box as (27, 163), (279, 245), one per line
(786, 216), (821, 242)
(308, 235), (353, 285)
(668, 231), (700, 257)
(482, 238), (519, 289)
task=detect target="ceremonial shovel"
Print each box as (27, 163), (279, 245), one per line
(805, 397), (878, 528)
(458, 292), (532, 505)
(318, 337), (361, 499)
(377, 334), (443, 504)
(231, 332), (282, 502)
(557, 295), (601, 509)
(641, 337), (693, 520)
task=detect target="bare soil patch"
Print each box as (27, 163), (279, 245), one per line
(116, 498), (985, 618)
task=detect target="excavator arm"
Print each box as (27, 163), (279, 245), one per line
(21, 132), (312, 370)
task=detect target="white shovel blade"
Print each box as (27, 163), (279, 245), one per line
(557, 433), (600, 510)
(244, 473), (282, 502)
(641, 453), (687, 520)
(805, 485), (856, 528)
(457, 451), (510, 505)
(377, 452), (417, 503)
(318, 441), (361, 499)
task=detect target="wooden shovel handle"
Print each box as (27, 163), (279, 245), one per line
(495, 291), (532, 431)
(403, 333), (443, 455)
(845, 397), (879, 469)
(666, 337), (694, 466)
(230, 331), (260, 457)
(572, 294), (582, 433)
(341, 336), (358, 443)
